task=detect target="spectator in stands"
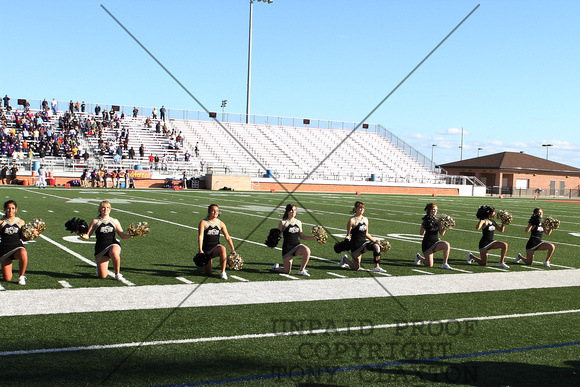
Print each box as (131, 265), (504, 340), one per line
(338, 201), (387, 273)
(184, 151), (191, 162)
(41, 99), (49, 111)
(9, 164), (18, 184)
(200, 160), (204, 172)
(155, 120), (161, 134)
(160, 106), (166, 121)
(79, 200), (133, 281)
(51, 98), (58, 114)
(82, 149), (90, 162)
(152, 107), (157, 120)
(74, 101), (80, 112)
(194, 142), (199, 157)
(69, 100), (74, 114)
(37, 165), (47, 188)
(128, 147), (135, 160)
(154, 154), (160, 170)
(3, 95), (10, 108)
(80, 169), (89, 188)
(414, 203), (453, 269)
(81, 101), (86, 113)
(1, 200), (35, 285)
(271, 203), (314, 277)
(139, 144), (145, 159)
(0, 165), (7, 184)
(132, 107), (138, 118)
(197, 204), (236, 280)
(95, 104), (101, 116)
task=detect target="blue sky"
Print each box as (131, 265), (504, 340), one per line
(2, 0), (579, 168)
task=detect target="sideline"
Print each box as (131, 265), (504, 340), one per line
(1, 269), (579, 317)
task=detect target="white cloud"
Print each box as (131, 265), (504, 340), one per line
(437, 127), (470, 136)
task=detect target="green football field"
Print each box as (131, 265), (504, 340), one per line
(0, 186), (579, 386)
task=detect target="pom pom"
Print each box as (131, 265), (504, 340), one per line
(227, 252), (243, 270)
(438, 214), (456, 230)
(311, 225), (328, 244)
(23, 218), (46, 241)
(496, 209), (513, 225)
(64, 217), (89, 234)
(127, 222), (150, 237)
(193, 252), (211, 267)
(543, 216), (561, 232)
(334, 238), (351, 253)
(376, 239), (391, 253)
(265, 228), (281, 248)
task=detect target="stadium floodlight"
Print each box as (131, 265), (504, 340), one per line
(542, 144), (553, 160)
(477, 147), (482, 157)
(431, 144), (437, 171)
(246, 0), (274, 124)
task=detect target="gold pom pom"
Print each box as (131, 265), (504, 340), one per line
(543, 216), (561, 231)
(311, 225), (328, 244)
(377, 239), (391, 253)
(227, 252), (243, 270)
(127, 222), (151, 237)
(22, 218), (46, 241)
(438, 214), (456, 230)
(496, 210), (513, 225)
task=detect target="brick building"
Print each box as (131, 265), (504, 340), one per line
(439, 152), (580, 197)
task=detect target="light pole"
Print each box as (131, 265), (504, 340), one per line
(246, 0), (273, 124)
(542, 144), (553, 160)
(431, 144), (437, 171)
(221, 100), (228, 121)
(477, 147), (482, 157)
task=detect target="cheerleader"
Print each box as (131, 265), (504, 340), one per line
(198, 204), (236, 280)
(0, 200), (34, 285)
(414, 203), (452, 269)
(515, 208), (555, 267)
(272, 204), (314, 276)
(339, 201), (386, 273)
(80, 200), (133, 280)
(467, 206), (509, 268)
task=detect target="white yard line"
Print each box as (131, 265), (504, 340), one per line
(176, 277), (194, 284)
(411, 269), (435, 275)
(58, 281), (73, 288)
(2, 269), (579, 317)
(2, 307), (580, 357)
(326, 272), (348, 278)
(230, 275), (249, 282)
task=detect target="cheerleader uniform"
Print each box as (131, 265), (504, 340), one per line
(350, 216), (371, 256)
(281, 219), (302, 258)
(202, 218), (222, 255)
(0, 217), (24, 261)
(526, 215), (544, 252)
(421, 215), (440, 254)
(94, 217), (121, 259)
(479, 220), (496, 251)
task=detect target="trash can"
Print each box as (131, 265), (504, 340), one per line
(134, 165), (142, 170)
(32, 161), (40, 172)
(266, 170), (273, 178)
(370, 174), (377, 181)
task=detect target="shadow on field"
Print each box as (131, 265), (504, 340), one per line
(364, 359), (580, 386)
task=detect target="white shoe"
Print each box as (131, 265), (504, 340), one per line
(220, 271), (228, 280)
(543, 260), (551, 268)
(298, 269), (310, 277)
(466, 252), (474, 264)
(498, 262), (510, 269)
(339, 254), (349, 268)
(372, 266), (387, 273)
(515, 253), (524, 264)
(114, 273), (124, 281)
(441, 263), (452, 270)
(272, 263), (279, 271)
(414, 253), (421, 265)
(18, 275), (27, 285)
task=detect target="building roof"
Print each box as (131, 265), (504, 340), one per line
(440, 152), (580, 174)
